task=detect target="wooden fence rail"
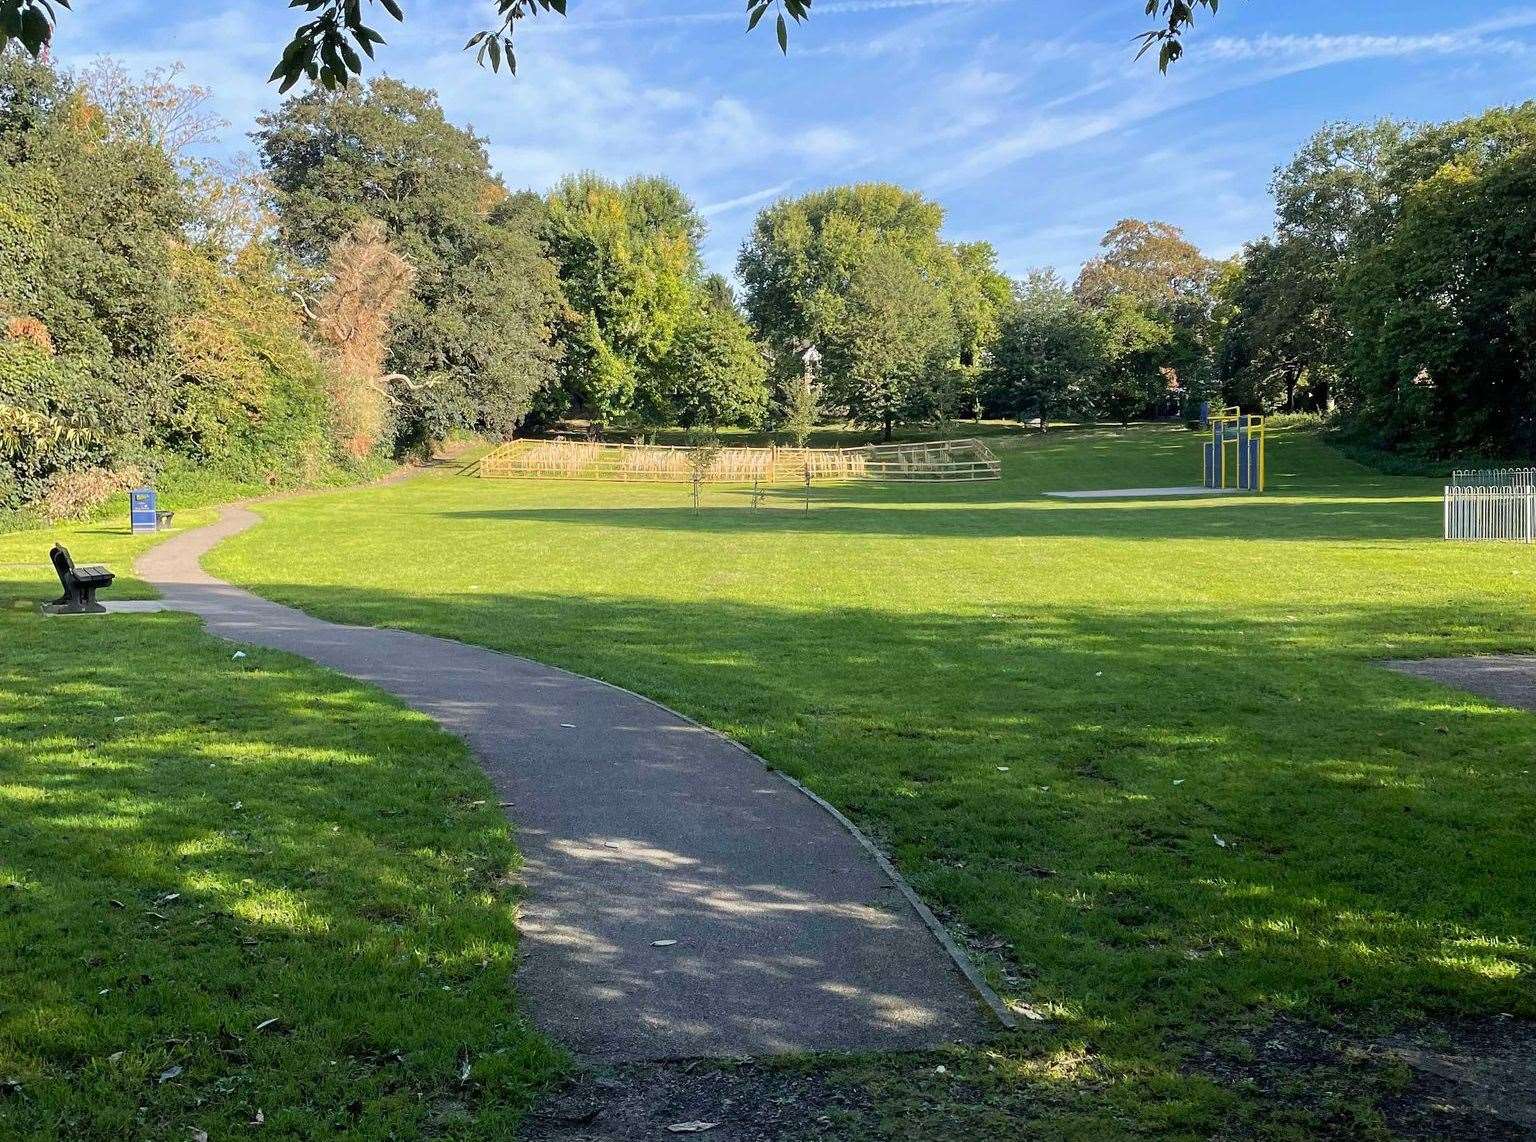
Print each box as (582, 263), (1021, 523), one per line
(1444, 485), (1536, 542)
(479, 438), (1002, 484)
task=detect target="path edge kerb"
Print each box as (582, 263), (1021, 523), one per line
(139, 493), (1018, 1034)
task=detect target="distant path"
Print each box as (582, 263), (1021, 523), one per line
(1384, 655), (1536, 714)
(135, 504), (1001, 1061)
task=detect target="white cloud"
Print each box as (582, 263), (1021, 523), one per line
(1204, 30), (1536, 65)
(700, 180), (798, 216)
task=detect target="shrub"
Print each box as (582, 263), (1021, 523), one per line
(35, 464), (145, 521)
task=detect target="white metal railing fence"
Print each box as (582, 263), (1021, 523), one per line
(1444, 485), (1536, 542)
(1450, 468), (1536, 488)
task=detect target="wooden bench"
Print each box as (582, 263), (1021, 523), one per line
(45, 544), (115, 614)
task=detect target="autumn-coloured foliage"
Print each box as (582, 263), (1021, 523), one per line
(3, 315), (52, 354)
(305, 220), (416, 459)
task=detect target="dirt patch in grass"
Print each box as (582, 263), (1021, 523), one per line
(1190, 1014), (1536, 1140)
(522, 1017), (1536, 1139)
(522, 1052), (1046, 1141)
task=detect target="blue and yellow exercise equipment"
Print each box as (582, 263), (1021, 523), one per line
(1202, 407), (1266, 493)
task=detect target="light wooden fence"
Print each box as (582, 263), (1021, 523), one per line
(859, 439), (1002, 482)
(1444, 485), (1536, 542)
(478, 437), (1001, 484)
(1450, 468), (1536, 488)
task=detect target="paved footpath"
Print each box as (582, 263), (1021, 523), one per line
(136, 506), (1001, 1061)
(1384, 655), (1536, 714)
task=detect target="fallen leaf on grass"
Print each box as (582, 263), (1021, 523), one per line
(250, 1109), (265, 1126)
(253, 1018), (286, 1035)
(189, 1130), (208, 1142)
(1213, 835), (1227, 848)
(109, 899), (125, 909)
(157, 1064), (183, 1084)
(666, 1123), (719, 1134)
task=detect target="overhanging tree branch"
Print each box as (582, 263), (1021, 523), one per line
(1, 1), (1230, 91)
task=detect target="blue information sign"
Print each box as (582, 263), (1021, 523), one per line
(130, 487), (158, 534)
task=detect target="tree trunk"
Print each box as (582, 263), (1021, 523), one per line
(882, 409), (893, 442)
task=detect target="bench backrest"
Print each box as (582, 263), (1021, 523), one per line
(49, 543), (75, 586)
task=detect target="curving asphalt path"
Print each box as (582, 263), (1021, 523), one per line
(135, 505), (1002, 1061)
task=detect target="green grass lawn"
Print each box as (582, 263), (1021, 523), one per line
(0, 517), (561, 1139)
(199, 424), (1536, 1134)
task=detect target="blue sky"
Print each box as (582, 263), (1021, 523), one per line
(54, 1), (1536, 278)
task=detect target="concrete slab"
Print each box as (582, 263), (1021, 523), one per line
(135, 507), (1004, 1062)
(1044, 486), (1244, 500)
(1383, 655), (1536, 714)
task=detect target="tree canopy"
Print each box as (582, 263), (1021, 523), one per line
(0, 50), (355, 514)
(738, 182), (1007, 439)
(540, 172), (769, 432)
(255, 77), (565, 447)
(1, 1), (1228, 93)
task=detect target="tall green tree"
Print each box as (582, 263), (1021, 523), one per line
(542, 173), (703, 427)
(1074, 219), (1219, 415)
(822, 244), (957, 440)
(1247, 119), (1410, 411)
(655, 298), (770, 430)
(1093, 295), (1178, 424)
(1338, 105), (1536, 456)
(1217, 236), (1336, 412)
(0, 54), (187, 367)
(738, 182), (994, 436)
(255, 77), (563, 447)
(987, 271), (1105, 428)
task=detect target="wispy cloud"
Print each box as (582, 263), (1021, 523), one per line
(922, 7), (1536, 193)
(1204, 30), (1536, 64)
(700, 181), (797, 216)
(549, 0), (1015, 31)
(49, 0), (1536, 280)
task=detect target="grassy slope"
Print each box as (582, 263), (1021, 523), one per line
(0, 516), (560, 1139)
(206, 425), (1536, 1134)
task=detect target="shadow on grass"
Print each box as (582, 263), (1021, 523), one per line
(0, 600), (563, 1138)
(441, 492), (1443, 542)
